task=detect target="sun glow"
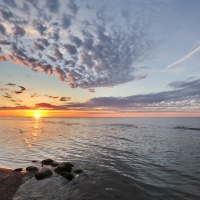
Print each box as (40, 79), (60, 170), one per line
(34, 112), (41, 118)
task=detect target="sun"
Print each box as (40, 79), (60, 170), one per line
(34, 112), (41, 118)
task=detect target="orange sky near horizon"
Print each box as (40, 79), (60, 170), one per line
(0, 110), (200, 118)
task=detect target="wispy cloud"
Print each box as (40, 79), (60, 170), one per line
(166, 46), (200, 70)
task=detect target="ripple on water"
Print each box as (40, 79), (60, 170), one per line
(0, 117), (200, 200)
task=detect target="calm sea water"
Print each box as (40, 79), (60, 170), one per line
(0, 117), (200, 200)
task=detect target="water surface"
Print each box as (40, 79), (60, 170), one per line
(0, 117), (200, 200)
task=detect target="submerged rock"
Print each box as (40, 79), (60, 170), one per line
(35, 168), (53, 180)
(50, 161), (59, 167)
(41, 158), (54, 166)
(26, 166), (39, 171)
(13, 168), (23, 172)
(60, 171), (74, 181)
(74, 168), (83, 174)
(55, 162), (74, 174)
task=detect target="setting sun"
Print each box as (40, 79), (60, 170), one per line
(34, 112), (41, 118)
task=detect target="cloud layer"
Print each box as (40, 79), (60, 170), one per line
(0, 0), (155, 89)
(1, 79), (200, 111)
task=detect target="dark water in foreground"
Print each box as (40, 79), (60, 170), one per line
(0, 117), (200, 200)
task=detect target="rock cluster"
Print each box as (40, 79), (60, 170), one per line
(13, 158), (83, 181)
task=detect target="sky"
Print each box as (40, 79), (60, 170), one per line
(0, 0), (200, 117)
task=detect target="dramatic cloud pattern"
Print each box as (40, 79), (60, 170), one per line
(0, 1), (200, 116)
(0, 0), (154, 89)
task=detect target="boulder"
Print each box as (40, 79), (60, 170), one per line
(74, 168), (83, 174)
(50, 161), (59, 167)
(41, 158), (54, 166)
(35, 168), (53, 180)
(60, 171), (74, 181)
(26, 166), (39, 171)
(13, 168), (23, 172)
(55, 162), (74, 174)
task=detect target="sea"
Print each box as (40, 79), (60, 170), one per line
(0, 117), (200, 200)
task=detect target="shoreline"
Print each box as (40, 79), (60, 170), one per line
(0, 168), (32, 200)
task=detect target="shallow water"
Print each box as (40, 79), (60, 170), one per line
(0, 117), (200, 200)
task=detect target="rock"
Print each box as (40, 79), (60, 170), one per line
(55, 162), (74, 174)
(26, 166), (39, 171)
(60, 171), (74, 181)
(13, 168), (23, 171)
(50, 161), (59, 167)
(41, 158), (54, 166)
(74, 168), (83, 174)
(35, 168), (53, 180)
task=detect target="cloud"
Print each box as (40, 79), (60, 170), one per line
(69, 35), (82, 48)
(54, 48), (63, 60)
(21, 2), (30, 14)
(30, 93), (39, 98)
(12, 26), (26, 38)
(0, 5), (27, 24)
(67, 0), (79, 15)
(3, 93), (12, 98)
(3, 0), (17, 8)
(54, 66), (66, 81)
(45, 0), (60, 14)
(32, 20), (47, 35)
(49, 30), (59, 41)
(168, 79), (200, 89)
(0, 39), (11, 45)
(0, 0), (156, 89)
(88, 88), (95, 93)
(59, 97), (71, 101)
(64, 44), (77, 55)
(166, 46), (200, 70)
(38, 38), (50, 46)
(14, 86), (26, 94)
(62, 14), (72, 29)
(0, 87), (9, 91)
(34, 43), (45, 51)
(64, 79), (200, 110)
(6, 83), (16, 86)
(0, 23), (6, 35)
(1, 78), (200, 111)
(45, 95), (59, 99)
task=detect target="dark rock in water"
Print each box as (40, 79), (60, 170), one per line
(13, 168), (23, 172)
(26, 166), (39, 171)
(60, 171), (74, 181)
(55, 162), (74, 174)
(74, 168), (83, 174)
(50, 161), (59, 167)
(35, 168), (53, 180)
(41, 158), (54, 166)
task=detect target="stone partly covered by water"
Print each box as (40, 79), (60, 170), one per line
(14, 168), (23, 172)
(50, 161), (59, 167)
(55, 162), (74, 174)
(74, 168), (83, 174)
(26, 166), (39, 171)
(35, 168), (53, 180)
(60, 171), (74, 180)
(41, 158), (54, 166)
